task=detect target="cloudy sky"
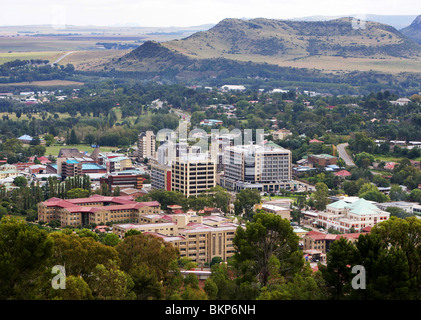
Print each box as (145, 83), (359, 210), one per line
(2, 0), (420, 27)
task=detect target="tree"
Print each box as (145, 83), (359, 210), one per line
(358, 183), (389, 203)
(232, 212), (303, 287)
(0, 216), (54, 299)
(319, 237), (358, 299)
(349, 132), (375, 153)
(52, 275), (94, 300)
(67, 188), (90, 199)
(129, 264), (163, 300)
(124, 229), (142, 238)
(371, 216), (421, 295)
(68, 129), (79, 145)
(234, 189), (261, 217)
(13, 176), (28, 187)
(388, 184), (407, 201)
(49, 232), (119, 278)
(354, 152), (375, 168)
(408, 189), (421, 203)
(116, 233), (179, 284)
(87, 260), (134, 300)
(101, 233), (120, 247)
(385, 206), (414, 219)
(313, 182), (329, 211)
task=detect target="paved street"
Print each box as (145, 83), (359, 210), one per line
(337, 143), (355, 166)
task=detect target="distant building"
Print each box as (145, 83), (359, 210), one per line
(17, 135), (33, 144)
(106, 156), (133, 173)
(390, 98), (411, 106)
(272, 128), (292, 141)
(220, 85), (246, 92)
(334, 170), (351, 178)
(200, 119), (223, 126)
(138, 131), (156, 161)
(100, 170), (145, 191)
(303, 230), (363, 256)
(307, 154), (337, 167)
(151, 163), (172, 191)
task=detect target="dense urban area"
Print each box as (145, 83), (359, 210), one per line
(1, 76), (421, 301)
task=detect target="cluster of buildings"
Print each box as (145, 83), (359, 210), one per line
(11, 125), (406, 267)
(38, 193), (239, 265)
(139, 129), (295, 198)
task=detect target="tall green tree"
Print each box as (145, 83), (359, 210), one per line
(313, 182), (329, 211)
(0, 216), (54, 299)
(234, 189), (261, 217)
(319, 237), (358, 300)
(232, 212), (303, 288)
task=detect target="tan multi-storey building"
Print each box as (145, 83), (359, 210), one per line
(38, 194), (160, 226)
(138, 131), (156, 161)
(113, 213), (239, 264)
(171, 153), (216, 198)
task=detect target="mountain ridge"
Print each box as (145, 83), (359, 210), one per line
(105, 16), (421, 92)
(162, 17), (421, 60)
(401, 15), (421, 44)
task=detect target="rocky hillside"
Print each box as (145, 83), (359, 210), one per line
(163, 17), (421, 60)
(401, 15), (421, 44)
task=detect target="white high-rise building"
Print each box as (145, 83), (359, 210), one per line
(220, 143), (292, 192)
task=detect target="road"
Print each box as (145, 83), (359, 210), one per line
(337, 143), (355, 166)
(51, 51), (75, 65)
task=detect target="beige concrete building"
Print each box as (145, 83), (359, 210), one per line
(138, 131), (156, 160)
(171, 153), (216, 197)
(272, 128), (292, 141)
(38, 194), (160, 226)
(113, 213), (239, 264)
(0, 164), (18, 180)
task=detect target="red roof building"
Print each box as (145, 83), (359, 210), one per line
(38, 195), (161, 227)
(334, 170), (351, 177)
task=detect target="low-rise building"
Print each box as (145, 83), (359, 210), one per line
(272, 128), (292, 141)
(38, 194), (160, 226)
(317, 198), (390, 233)
(307, 154), (337, 167)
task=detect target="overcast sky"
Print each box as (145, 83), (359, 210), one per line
(2, 0), (420, 27)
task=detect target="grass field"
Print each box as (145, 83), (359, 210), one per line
(58, 49), (130, 71)
(45, 144), (119, 157)
(0, 51), (64, 64)
(0, 79), (84, 87)
(373, 154), (421, 162)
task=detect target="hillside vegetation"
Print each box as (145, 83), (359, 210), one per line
(164, 17), (421, 60)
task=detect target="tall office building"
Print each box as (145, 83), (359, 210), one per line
(171, 153), (216, 198)
(138, 131), (156, 161)
(220, 143), (292, 192)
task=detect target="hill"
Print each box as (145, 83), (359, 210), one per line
(401, 15), (421, 44)
(291, 14), (419, 30)
(103, 17), (421, 94)
(163, 17), (421, 61)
